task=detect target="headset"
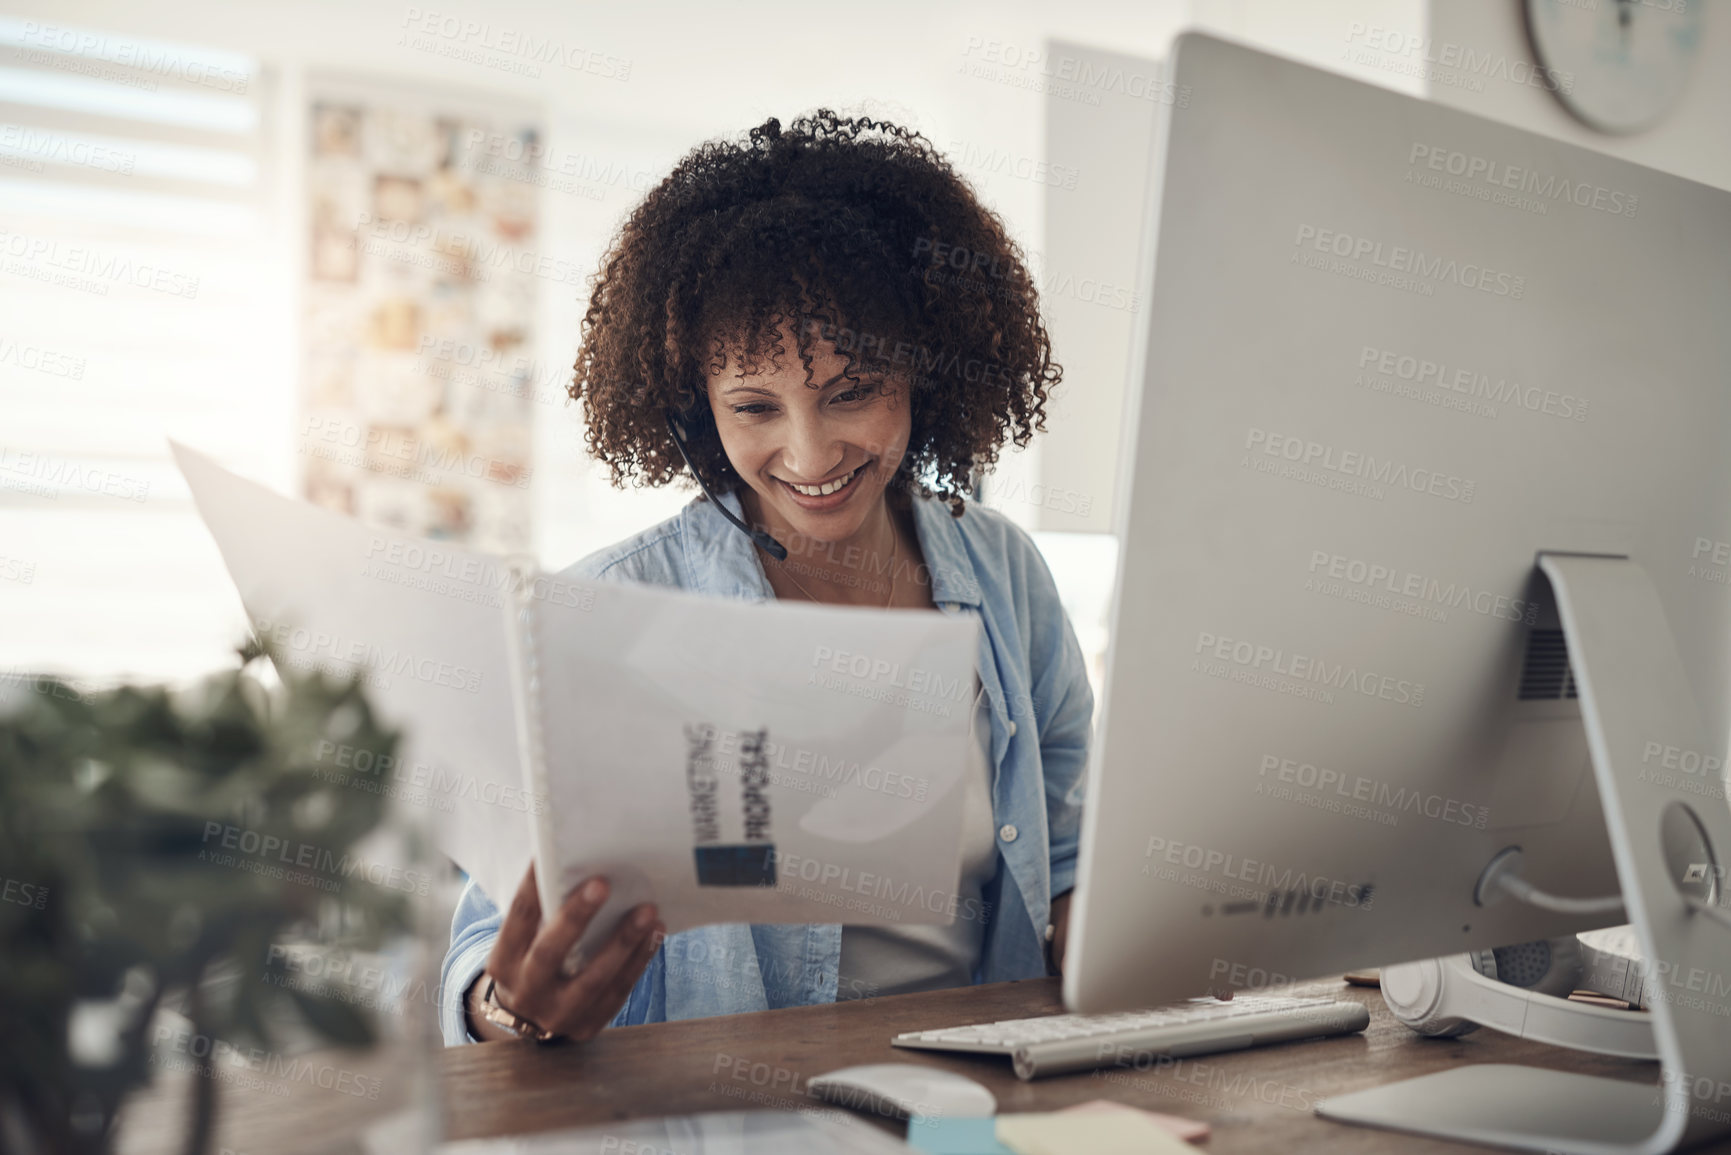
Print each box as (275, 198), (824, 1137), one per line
(665, 410), (788, 561)
(1381, 936), (1657, 1059)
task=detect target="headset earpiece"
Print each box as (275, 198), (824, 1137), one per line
(1479, 936), (1583, 999)
(1382, 956), (1477, 1037)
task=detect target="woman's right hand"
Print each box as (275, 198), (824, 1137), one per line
(467, 864), (663, 1042)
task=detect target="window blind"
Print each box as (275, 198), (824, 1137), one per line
(0, 17), (280, 686)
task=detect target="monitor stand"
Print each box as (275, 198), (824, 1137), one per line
(1317, 554), (1731, 1155)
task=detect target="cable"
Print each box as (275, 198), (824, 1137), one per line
(1483, 847), (1731, 927)
(1494, 872), (1626, 916)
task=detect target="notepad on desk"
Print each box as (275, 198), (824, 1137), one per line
(907, 1101), (1207, 1155)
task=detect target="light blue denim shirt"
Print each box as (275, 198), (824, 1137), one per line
(438, 485), (1093, 1044)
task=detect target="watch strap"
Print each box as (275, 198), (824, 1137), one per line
(480, 977), (561, 1043)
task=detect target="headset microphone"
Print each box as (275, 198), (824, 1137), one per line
(665, 411), (789, 561)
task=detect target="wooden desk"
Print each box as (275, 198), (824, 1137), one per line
(440, 977), (1731, 1153)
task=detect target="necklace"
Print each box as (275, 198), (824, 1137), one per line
(767, 522), (899, 609)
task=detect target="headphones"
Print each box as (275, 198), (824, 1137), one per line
(1381, 937), (1657, 1059)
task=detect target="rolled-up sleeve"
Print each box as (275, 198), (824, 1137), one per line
(440, 874), (659, 1042)
(439, 875), (500, 1045)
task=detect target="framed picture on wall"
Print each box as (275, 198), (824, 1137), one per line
(303, 74), (542, 554)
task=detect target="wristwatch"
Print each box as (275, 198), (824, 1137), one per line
(477, 976), (561, 1043)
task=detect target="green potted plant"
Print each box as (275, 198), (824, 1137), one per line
(0, 639), (416, 1155)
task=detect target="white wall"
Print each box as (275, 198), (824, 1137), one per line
(16, 0), (1435, 557)
(11, 0), (1208, 568)
(1427, 2), (1730, 190)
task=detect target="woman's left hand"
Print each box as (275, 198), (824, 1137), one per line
(1050, 891), (1073, 974)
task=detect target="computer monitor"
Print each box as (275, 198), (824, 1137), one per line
(1064, 31), (1731, 1154)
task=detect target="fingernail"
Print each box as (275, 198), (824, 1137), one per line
(633, 906), (655, 929)
(582, 879), (606, 904)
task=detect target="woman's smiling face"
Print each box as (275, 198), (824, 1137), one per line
(705, 318), (911, 547)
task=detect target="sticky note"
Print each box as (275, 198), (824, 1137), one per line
(996, 1109), (1197, 1155)
(906, 1114), (1016, 1154)
(1056, 1099), (1210, 1143)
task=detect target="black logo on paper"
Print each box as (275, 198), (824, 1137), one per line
(685, 723), (777, 887)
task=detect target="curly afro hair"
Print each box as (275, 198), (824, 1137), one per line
(568, 108), (1061, 515)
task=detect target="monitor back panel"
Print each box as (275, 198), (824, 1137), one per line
(1068, 32), (1731, 1012)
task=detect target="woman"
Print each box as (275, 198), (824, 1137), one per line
(441, 109), (1093, 1044)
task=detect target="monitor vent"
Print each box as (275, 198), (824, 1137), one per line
(1518, 628), (1579, 700)
(1262, 889), (1331, 916)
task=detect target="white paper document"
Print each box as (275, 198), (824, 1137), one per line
(434, 1111), (913, 1155)
(172, 442), (978, 958)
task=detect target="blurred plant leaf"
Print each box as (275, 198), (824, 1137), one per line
(0, 635), (413, 1155)
(285, 986), (376, 1048)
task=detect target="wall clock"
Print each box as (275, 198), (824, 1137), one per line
(1524, 0), (1701, 134)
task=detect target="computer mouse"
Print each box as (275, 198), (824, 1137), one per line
(807, 1062), (996, 1121)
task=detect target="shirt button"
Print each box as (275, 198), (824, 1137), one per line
(999, 824), (1018, 843)
(1006, 720), (1017, 736)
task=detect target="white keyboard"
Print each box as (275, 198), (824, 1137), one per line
(892, 995), (1370, 1080)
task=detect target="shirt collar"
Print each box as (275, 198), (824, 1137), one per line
(680, 487), (984, 608)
